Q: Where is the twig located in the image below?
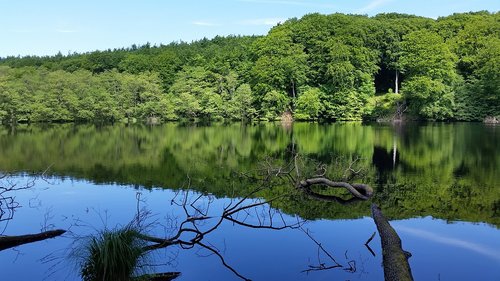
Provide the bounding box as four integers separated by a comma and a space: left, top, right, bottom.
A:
365, 232, 376, 246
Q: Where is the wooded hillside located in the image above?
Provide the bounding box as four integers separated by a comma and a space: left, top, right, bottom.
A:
1, 11, 498, 123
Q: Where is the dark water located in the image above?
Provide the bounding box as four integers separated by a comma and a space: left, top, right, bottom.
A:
0, 122, 499, 281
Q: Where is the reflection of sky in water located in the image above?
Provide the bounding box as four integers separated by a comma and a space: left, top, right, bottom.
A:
1, 177, 499, 281
396, 224, 500, 262
392, 218, 500, 281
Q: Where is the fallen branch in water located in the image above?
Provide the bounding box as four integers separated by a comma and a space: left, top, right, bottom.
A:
0, 229, 66, 251
133, 272, 181, 281
300, 188, 365, 205
298, 178, 373, 200
371, 204, 413, 281
251, 154, 374, 202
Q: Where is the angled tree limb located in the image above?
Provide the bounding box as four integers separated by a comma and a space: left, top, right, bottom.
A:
371, 204, 413, 281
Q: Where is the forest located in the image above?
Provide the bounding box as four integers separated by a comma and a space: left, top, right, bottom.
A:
0, 11, 498, 123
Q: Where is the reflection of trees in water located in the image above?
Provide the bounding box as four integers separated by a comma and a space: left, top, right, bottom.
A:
0, 123, 498, 226
69, 154, 378, 280
0, 175, 23, 228
67, 153, 418, 281
0, 153, 422, 281
68, 190, 322, 280
0, 173, 66, 252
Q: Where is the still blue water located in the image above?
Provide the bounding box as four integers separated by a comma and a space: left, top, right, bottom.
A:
0, 122, 499, 280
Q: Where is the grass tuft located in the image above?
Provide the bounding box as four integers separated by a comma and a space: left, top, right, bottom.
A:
76, 226, 149, 281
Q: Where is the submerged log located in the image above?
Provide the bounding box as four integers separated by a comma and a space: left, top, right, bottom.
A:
0, 229, 66, 251
298, 177, 373, 200
301, 188, 365, 205
371, 204, 413, 281
134, 272, 181, 281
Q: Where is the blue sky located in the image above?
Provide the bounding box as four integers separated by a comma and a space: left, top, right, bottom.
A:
1, 0, 498, 57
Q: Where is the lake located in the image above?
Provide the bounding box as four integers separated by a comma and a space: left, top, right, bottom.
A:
0, 122, 499, 281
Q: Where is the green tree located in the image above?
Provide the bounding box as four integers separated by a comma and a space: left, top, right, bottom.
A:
261, 90, 289, 120
473, 37, 500, 117
295, 88, 322, 120
252, 25, 309, 101
158, 94, 178, 120
0, 12, 498, 123
118, 54, 153, 74
228, 84, 256, 120
400, 30, 458, 120
174, 92, 201, 119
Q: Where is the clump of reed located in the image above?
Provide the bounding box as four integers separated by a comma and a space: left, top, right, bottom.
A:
74, 226, 149, 281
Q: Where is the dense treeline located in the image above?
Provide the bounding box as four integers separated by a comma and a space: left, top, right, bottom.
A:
0, 11, 499, 123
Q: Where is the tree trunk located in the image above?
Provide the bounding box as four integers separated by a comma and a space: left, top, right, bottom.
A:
0, 229, 66, 251
371, 204, 413, 281
395, 70, 399, 94
392, 138, 397, 168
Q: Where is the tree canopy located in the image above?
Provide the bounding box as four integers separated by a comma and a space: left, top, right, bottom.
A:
0, 11, 498, 123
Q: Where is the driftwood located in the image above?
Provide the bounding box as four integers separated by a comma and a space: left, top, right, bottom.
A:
371, 204, 413, 281
0, 229, 66, 251
298, 178, 373, 200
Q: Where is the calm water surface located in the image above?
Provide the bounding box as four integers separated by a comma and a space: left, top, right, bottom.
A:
0, 122, 499, 281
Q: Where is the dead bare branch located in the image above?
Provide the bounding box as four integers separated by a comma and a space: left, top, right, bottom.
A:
198, 241, 251, 281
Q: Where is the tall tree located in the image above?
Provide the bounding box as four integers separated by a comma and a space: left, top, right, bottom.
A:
252, 24, 309, 102
400, 30, 458, 120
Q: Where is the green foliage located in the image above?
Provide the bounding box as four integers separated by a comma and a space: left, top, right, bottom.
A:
76, 226, 148, 281
201, 91, 224, 120
0, 12, 498, 122
321, 89, 365, 121
261, 90, 290, 120
158, 94, 178, 120
445, 12, 500, 78
400, 30, 457, 83
400, 30, 458, 119
368, 92, 403, 119
295, 88, 322, 120
473, 37, 500, 118
402, 76, 454, 120
0, 67, 167, 123
227, 83, 256, 120
251, 24, 309, 98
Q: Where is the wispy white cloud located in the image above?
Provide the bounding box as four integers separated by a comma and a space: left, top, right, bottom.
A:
56, 29, 78, 33
192, 21, 221, 27
9, 27, 78, 34
396, 226, 500, 262
357, 0, 393, 14
239, 0, 335, 9
238, 17, 286, 26
9, 29, 35, 33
